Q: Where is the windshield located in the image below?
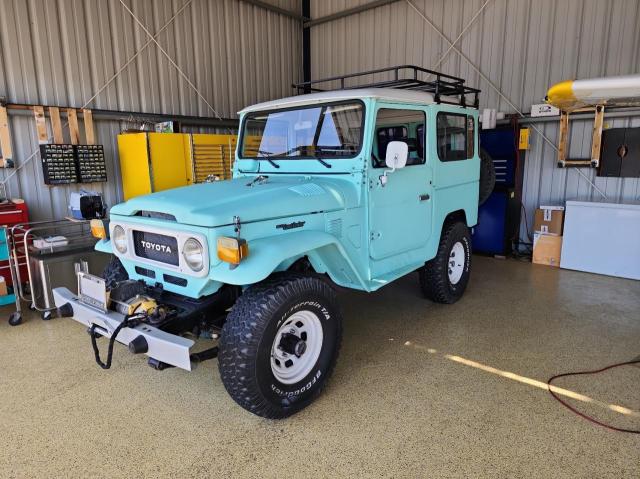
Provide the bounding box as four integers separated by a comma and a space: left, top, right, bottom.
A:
240, 101, 364, 159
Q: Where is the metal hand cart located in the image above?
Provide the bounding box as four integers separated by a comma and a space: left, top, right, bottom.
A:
6, 218, 110, 326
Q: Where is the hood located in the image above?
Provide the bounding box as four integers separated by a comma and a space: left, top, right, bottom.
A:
110, 176, 358, 227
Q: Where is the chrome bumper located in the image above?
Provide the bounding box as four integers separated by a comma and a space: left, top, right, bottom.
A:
52, 287, 195, 371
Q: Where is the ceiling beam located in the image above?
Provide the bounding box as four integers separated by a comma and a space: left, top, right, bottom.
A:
304, 0, 401, 28
240, 0, 306, 21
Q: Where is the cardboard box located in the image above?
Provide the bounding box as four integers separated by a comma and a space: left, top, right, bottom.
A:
533, 233, 563, 267
0, 276, 7, 296
534, 206, 565, 236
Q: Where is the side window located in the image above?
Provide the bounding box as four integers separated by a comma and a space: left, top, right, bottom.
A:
437, 113, 475, 162
377, 126, 407, 159
373, 109, 426, 168
467, 116, 475, 158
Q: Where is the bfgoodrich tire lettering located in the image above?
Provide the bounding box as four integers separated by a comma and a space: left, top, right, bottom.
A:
419, 221, 472, 304
218, 274, 342, 419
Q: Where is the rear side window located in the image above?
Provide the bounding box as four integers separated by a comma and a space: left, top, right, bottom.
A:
437, 113, 475, 162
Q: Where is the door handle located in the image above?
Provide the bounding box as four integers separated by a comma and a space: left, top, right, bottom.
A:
419, 194, 430, 201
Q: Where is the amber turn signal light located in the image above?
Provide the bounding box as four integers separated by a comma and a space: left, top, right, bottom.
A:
217, 236, 249, 265
90, 219, 107, 239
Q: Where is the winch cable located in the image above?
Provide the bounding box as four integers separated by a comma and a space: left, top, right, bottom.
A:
547, 359, 640, 434
89, 314, 145, 370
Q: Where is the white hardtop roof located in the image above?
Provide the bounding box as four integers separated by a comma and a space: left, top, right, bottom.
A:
239, 88, 438, 114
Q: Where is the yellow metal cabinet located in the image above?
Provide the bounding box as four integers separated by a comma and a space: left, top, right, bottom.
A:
190, 134, 237, 183
117, 132, 237, 200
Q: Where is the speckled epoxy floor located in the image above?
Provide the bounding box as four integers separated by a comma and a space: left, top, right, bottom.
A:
0, 256, 638, 478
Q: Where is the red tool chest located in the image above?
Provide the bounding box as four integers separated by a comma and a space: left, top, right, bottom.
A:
0, 200, 30, 287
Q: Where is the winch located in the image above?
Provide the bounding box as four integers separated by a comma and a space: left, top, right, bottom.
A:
113, 295, 166, 323
108, 280, 169, 326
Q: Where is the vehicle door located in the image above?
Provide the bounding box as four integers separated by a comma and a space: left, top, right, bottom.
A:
368, 104, 433, 261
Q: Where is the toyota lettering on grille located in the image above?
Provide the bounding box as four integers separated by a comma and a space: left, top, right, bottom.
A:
132, 230, 180, 266
139, 240, 173, 254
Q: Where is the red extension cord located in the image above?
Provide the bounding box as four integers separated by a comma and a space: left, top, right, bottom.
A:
547, 359, 640, 434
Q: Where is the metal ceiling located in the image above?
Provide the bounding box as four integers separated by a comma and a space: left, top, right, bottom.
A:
0, 0, 302, 220
308, 0, 640, 241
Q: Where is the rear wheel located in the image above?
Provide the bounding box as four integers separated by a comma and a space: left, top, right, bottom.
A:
218, 274, 342, 419
419, 221, 472, 304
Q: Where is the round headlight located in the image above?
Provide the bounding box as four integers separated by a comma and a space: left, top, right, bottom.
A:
113, 225, 127, 254
182, 238, 204, 272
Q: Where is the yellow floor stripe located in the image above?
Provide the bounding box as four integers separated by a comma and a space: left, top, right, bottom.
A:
403, 341, 639, 418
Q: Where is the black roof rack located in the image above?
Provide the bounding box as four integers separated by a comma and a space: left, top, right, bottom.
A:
293, 65, 480, 108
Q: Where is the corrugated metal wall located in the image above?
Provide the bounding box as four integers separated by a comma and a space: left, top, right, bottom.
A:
0, 0, 302, 220
309, 0, 640, 240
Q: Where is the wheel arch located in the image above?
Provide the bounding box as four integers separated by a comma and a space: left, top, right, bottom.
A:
443, 209, 468, 227
95, 238, 113, 254
211, 230, 367, 291
425, 207, 475, 262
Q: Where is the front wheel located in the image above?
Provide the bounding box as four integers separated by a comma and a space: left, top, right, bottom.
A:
218, 274, 343, 419
419, 221, 472, 304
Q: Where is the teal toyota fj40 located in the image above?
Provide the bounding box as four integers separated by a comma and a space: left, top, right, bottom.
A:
53, 66, 493, 418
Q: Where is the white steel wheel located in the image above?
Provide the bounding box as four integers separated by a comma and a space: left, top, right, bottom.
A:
448, 241, 466, 285
270, 310, 324, 385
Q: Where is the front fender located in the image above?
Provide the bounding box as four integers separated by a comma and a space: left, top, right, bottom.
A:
95, 239, 112, 254
210, 230, 367, 289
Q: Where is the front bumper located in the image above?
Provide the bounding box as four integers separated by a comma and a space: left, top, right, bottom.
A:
52, 287, 195, 371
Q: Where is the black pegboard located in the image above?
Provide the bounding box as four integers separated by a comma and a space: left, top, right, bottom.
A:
76, 145, 107, 182
40, 144, 78, 185
40, 144, 108, 185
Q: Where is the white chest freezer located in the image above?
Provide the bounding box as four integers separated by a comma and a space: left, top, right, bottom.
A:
560, 200, 640, 280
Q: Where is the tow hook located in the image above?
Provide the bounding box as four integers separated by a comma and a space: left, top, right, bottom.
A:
128, 335, 148, 354
148, 358, 175, 371
56, 302, 74, 318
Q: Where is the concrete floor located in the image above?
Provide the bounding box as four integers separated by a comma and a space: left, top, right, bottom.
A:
0, 256, 638, 478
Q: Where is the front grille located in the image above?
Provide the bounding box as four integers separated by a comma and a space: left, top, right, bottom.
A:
133, 230, 179, 266
135, 266, 156, 279
163, 274, 187, 287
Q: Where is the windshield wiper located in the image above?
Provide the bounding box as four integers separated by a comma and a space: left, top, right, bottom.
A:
257, 145, 354, 168
269, 145, 307, 158
314, 157, 332, 168
256, 150, 280, 168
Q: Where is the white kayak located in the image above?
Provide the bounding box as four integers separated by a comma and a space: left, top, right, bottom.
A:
546, 74, 640, 111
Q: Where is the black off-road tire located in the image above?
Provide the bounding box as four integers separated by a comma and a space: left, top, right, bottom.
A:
479, 147, 496, 206
218, 273, 343, 419
102, 256, 128, 289
419, 221, 472, 304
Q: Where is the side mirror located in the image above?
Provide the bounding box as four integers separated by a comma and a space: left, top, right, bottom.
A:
385, 141, 408, 170
380, 141, 408, 187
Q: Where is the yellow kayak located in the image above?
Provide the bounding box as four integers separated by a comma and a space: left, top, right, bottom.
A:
546, 74, 640, 111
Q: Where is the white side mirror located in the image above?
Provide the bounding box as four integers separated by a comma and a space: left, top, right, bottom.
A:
385, 141, 408, 170
380, 141, 408, 186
